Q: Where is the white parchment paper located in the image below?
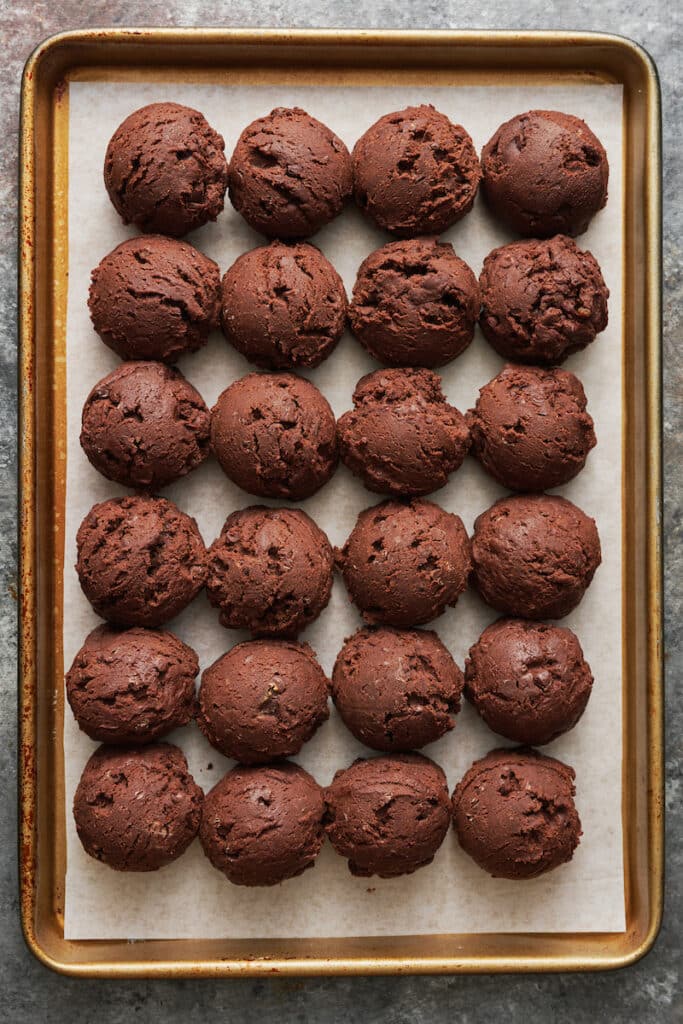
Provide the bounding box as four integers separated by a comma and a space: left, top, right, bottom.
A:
64, 81, 624, 938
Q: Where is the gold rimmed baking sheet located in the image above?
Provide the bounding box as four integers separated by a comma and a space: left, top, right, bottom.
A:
19, 29, 662, 976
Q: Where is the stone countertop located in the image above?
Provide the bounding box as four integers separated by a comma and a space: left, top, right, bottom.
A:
0, 2, 679, 1021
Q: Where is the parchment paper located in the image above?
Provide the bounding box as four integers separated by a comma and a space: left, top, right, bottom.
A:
64, 81, 624, 939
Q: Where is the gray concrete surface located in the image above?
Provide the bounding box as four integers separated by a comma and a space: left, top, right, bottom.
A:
0, 1, 680, 1020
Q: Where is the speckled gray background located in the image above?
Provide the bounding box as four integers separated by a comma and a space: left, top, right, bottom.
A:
0, 2, 680, 1020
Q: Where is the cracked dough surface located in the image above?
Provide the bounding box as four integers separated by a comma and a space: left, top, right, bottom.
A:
66, 624, 199, 745
73, 743, 203, 872
228, 106, 352, 239
478, 235, 609, 364
349, 237, 479, 367
337, 498, 472, 627
471, 493, 602, 620
206, 505, 334, 637
324, 753, 452, 878
221, 241, 347, 369
452, 748, 581, 879
75, 495, 208, 628
199, 762, 325, 886
352, 104, 480, 237
80, 360, 210, 490
332, 626, 463, 752
210, 371, 338, 501
104, 101, 229, 236
88, 233, 221, 362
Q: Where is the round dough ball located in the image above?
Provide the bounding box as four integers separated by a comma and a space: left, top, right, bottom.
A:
197, 639, 330, 763
478, 235, 608, 364
206, 506, 334, 637
349, 238, 479, 368
89, 234, 220, 362
221, 242, 347, 369
332, 627, 463, 751
104, 102, 228, 236
481, 110, 608, 237
467, 364, 596, 491
199, 762, 325, 885
471, 494, 601, 620
80, 361, 210, 490
465, 618, 593, 745
338, 367, 470, 497
210, 372, 338, 500
88, 235, 221, 363
337, 498, 472, 628
228, 107, 352, 239
76, 495, 207, 628
324, 753, 451, 877
73, 743, 203, 871
352, 105, 480, 236
452, 748, 581, 878
66, 625, 198, 744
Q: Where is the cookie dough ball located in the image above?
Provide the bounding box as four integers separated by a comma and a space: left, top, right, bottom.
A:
467, 364, 596, 492
197, 640, 330, 763
104, 102, 228, 236
207, 507, 333, 637
73, 743, 203, 871
66, 625, 198, 744
349, 238, 479, 368
210, 372, 338, 500
337, 499, 471, 628
221, 242, 347, 369
228, 107, 352, 239
481, 110, 608, 237
80, 361, 210, 490
88, 235, 221, 363
76, 495, 207, 628
352, 105, 481, 237
478, 236, 609, 364
200, 762, 325, 886
332, 627, 463, 751
471, 494, 601, 620
338, 367, 470, 497
465, 619, 593, 745
452, 748, 581, 878
324, 753, 451, 877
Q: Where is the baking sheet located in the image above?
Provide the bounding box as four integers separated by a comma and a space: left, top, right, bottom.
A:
63, 81, 624, 939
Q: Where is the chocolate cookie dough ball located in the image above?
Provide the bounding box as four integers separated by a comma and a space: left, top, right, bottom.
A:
104, 102, 228, 236
228, 107, 352, 239
197, 640, 330, 764
324, 753, 451, 877
88, 235, 221, 363
471, 494, 601, 620
207, 507, 333, 637
337, 499, 471, 628
352, 105, 481, 237
332, 627, 463, 751
80, 361, 210, 491
467, 364, 596, 492
210, 372, 338, 500
465, 619, 593, 745
481, 110, 608, 237
221, 242, 347, 369
478, 236, 609, 364
452, 748, 581, 878
349, 238, 479, 368
73, 743, 203, 871
200, 762, 325, 885
338, 368, 470, 497
66, 625, 198, 744
76, 495, 207, 628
